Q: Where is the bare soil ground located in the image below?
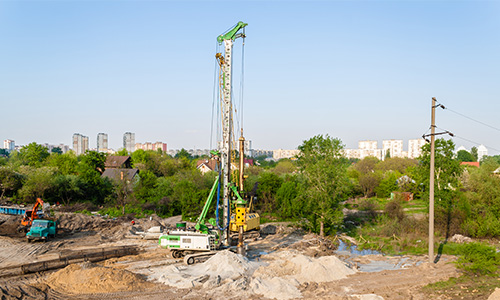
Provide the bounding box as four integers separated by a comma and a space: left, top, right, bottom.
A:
0, 212, 471, 300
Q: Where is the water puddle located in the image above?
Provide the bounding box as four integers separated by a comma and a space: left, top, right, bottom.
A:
336, 239, 419, 273
336, 240, 381, 256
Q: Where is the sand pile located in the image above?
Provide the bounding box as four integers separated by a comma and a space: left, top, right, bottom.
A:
149, 249, 355, 300
46, 262, 155, 294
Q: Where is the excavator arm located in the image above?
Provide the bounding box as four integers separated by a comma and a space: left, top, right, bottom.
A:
194, 176, 220, 234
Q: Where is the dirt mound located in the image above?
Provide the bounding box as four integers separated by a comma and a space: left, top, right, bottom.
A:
56, 213, 121, 233
0, 282, 48, 299
56, 202, 100, 213
130, 214, 165, 232
46, 262, 155, 294
0, 214, 24, 237
287, 233, 337, 257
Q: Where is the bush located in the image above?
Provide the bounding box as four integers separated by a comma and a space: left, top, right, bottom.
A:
358, 198, 378, 218
385, 199, 405, 221
456, 242, 500, 275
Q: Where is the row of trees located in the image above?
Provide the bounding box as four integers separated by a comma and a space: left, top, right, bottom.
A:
2, 137, 500, 238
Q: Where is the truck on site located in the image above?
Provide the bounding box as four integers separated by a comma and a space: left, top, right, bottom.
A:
159, 21, 260, 264
26, 219, 57, 242
18, 198, 46, 233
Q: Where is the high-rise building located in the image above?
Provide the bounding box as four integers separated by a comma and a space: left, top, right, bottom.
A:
72, 133, 89, 155
97, 133, 109, 152
123, 132, 135, 153
3, 139, 15, 152
383, 139, 404, 158
408, 139, 426, 159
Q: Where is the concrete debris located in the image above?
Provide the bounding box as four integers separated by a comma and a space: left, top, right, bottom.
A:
449, 234, 472, 244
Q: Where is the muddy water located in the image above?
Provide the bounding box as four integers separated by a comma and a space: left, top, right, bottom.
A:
336, 240, 421, 273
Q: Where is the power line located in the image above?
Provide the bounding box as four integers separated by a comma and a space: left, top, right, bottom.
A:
437, 102, 500, 133
435, 126, 500, 153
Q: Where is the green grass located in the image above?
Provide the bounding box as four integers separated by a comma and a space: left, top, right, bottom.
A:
423, 274, 500, 300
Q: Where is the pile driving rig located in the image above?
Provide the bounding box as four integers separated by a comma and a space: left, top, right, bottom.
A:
159, 21, 259, 263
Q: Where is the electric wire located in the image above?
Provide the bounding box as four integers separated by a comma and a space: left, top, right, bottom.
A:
210, 42, 219, 150
435, 126, 500, 153
239, 34, 245, 133
439, 104, 500, 133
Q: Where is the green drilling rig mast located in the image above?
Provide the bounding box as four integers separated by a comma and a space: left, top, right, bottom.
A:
216, 21, 248, 246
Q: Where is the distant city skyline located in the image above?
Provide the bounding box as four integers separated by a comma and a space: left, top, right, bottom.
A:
1, 1, 499, 154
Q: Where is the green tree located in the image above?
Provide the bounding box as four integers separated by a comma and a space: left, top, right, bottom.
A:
175, 148, 192, 160
276, 175, 303, 218
18, 143, 50, 167
416, 139, 463, 236
51, 147, 63, 154
0, 167, 23, 199
256, 172, 283, 211
77, 151, 112, 204
134, 170, 158, 203
375, 171, 401, 198
0, 149, 9, 157
18, 166, 56, 201
376, 157, 417, 174
46, 152, 78, 175
297, 134, 349, 236
354, 156, 379, 174
116, 148, 129, 156
359, 172, 381, 197
457, 150, 475, 162
471, 146, 478, 162
53, 174, 83, 205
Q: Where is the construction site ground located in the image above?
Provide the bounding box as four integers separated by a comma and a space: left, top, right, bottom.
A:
0, 212, 475, 300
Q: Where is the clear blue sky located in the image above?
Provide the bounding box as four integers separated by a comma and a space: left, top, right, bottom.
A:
1, 1, 499, 153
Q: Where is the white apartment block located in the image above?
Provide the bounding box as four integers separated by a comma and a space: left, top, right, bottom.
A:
359, 140, 378, 150
252, 149, 273, 158
217, 139, 253, 157
408, 139, 426, 159
478, 144, 488, 161
135, 142, 167, 152
3, 139, 15, 152
383, 139, 404, 158
273, 149, 300, 160
72, 133, 89, 155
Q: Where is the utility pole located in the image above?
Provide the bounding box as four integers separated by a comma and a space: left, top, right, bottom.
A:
429, 97, 436, 263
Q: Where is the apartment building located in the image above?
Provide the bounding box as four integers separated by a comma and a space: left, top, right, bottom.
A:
135, 142, 167, 152
383, 139, 404, 158
72, 133, 89, 155
97, 133, 109, 152
3, 139, 14, 152
408, 139, 426, 159
123, 132, 135, 153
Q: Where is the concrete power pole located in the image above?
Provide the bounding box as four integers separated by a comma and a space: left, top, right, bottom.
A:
429, 97, 437, 263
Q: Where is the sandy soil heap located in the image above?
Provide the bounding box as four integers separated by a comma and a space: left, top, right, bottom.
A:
46, 262, 155, 294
